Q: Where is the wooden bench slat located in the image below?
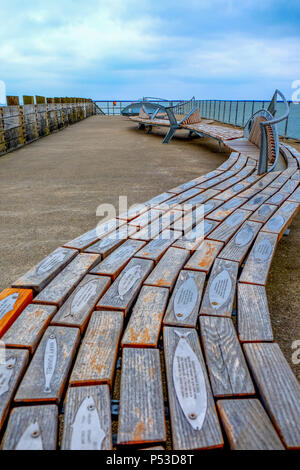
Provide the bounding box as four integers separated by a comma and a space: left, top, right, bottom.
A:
134, 229, 181, 263
51, 274, 110, 332
0, 349, 29, 429
217, 220, 262, 265
156, 188, 203, 211
144, 247, 189, 290
261, 200, 300, 239
118, 203, 149, 222
208, 197, 247, 222
0, 288, 33, 338
243, 343, 300, 449
15, 326, 80, 404
163, 270, 205, 328
96, 257, 154, 315
12, 247, 77, 293
184, 239, 224, 274
1, 404, 58, 450
117, 348, 166, 446
200, 258, 238, 317
199, 316, 255, 397
130, 210, 182, 241
70, 311, 123, 388
63, 219, 125, 250
217, 152, 239, 171
61, 385, 112, 449
249, 203, 278, 223
163, 326, 223, 450
206, 209, 251, 243
217, 399, 284, 450
33, 253, 100, 307
2, 304, 57, 353
128, 209, 164, 229
288, 186, 300, 203
186, 189, 221, 207
121, 285, 168, 348
213, 166, 255, 192
239, 231, 278, 286
84, 224, 137, 256
214, 174, 261, 201
172, 219, 219, 252
90, 239, 145, 279
237, 283, 273, 342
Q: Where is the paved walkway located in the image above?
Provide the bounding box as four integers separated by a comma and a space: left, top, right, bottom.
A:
0, 115, 299, 377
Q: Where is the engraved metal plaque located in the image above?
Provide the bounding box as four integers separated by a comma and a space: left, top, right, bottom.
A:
226, 212, 243, 227
65, 278, 100, 318
0, 356, 16, 396
267, 215, 284, 232
0, 293, 19, 321
258, 205, 271, 217
71, 396, 105, 450
173, 331, 207, 431
235, 225, 254, 247
282, 202, 296, 213
223, 199, 240, 210
117, 265, 142, 299
209, 269, 232, 309
44, 335, 57, 392
174, 277, 198, 321
254, 238, 273, 262
250, 196, 263, 206
15, 422, 43, 450
232, 183, 244, 192
270, 194, 284, 204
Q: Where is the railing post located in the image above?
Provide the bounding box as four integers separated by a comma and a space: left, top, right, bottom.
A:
242, 101, 246, 126
235, 101, 238, 126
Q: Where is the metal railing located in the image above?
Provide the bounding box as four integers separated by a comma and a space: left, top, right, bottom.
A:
93, 100, 184, 116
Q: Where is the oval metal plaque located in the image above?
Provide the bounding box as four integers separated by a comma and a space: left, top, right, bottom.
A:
254, 238, 273, 262
65, 278, 100, 319
173, 331, 207, 431
235, 225, 254, 247
209, 269, 232, 310
0, 293, 19, 321
174, 276, 198, 321
267, 215, 284, 232
224, 199, 240, 210
270, 194, 284, 204
15, 422, 43, 450
118, 265, 142, 299
258, 205, 271, 217
250, 196, 263, 206
71, 396, 105, 450
226, 212, 243, 227
44, 335, 57, 393
233, 183, 244, 192
0, 357, 16, 397
282, 202, 296, 213
36, 251, 67, 275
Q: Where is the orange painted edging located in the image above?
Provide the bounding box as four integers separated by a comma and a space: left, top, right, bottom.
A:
0, 288, 33, 338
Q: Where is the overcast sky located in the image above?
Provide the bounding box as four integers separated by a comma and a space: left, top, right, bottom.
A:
1, 0, 299, 101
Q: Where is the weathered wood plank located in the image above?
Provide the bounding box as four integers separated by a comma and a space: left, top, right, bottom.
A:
249, 203, 278, 223
237, 171, 280, 199
261, 200, 300, 239
63, 219, 125, 250
163, 326, 223, 450
217, 152, 239, 171
199, 316, 255, 397
70, 311, 123, 388
15, 326, 80, 404
117, 348, 166, 446
0, 288, 33, 338
12, 247, 77, 293
184, 240, 224, 274
206, 209, 251, 243
61, 385, 112, 450
84, 224, 138, 256
1, 405, 58, 450
186, 189, 221, 208
265, 190, 290, 206
163, 270, 205, 328
237, 283, 273, 342
239, 232, 278, 285
33, 253, 100, 307
200, 258, 238, 317
130, 210, 182, 241
51, 274, 111, 333
128, 209, 164, 229
118, 203, 148, 221
90, 239, 145, 279
121, 285, 169, 347
2, 304, 57, 353
208, 197, 247, 222
214, 174, 260, 201
196, 169, 238, 190
213, 166, 254, 192
171, 206, 205, 234
243, 343, 300, 449
144, 247, 189, 290
0, 348, 29, 430
240, 190, 274, 212
218, 220, 262, 265
157, 188, 202, 211
172, 219, 219, 252
217, 399, 284, 450
134, 229, 181, 263
288, 186, 300, 203
97, 257, 154, 315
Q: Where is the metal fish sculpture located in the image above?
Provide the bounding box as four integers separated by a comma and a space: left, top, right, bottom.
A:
15, 422, 43, 450
0, 292, 19, 321
71, 396, 105, 450
173, 330, 207, 431
0, 356, 16, 397
44, 334, 57, 393
117, 265, 142, 300
209, 269, 232, 310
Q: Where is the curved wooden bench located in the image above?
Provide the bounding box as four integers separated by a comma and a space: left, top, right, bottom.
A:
0, 121, 300, 450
